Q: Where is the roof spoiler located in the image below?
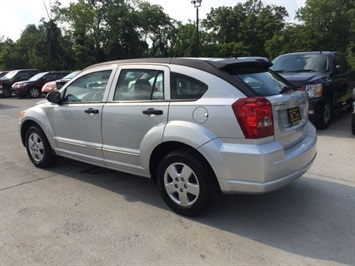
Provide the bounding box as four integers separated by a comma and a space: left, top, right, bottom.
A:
208, 58, 273, 71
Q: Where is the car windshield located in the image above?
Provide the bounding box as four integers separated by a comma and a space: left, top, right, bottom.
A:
271, 54, 329, 73
2, 70, 17, 79
63, 71, 80, 79
29, 72, 47, 81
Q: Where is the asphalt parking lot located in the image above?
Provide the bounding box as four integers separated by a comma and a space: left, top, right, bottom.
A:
1, 97, 354, 265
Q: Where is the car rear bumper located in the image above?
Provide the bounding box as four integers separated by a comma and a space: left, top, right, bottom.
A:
200, 122, 317, 194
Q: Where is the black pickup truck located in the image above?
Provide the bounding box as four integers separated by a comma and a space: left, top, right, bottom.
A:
271, 51, 355, 129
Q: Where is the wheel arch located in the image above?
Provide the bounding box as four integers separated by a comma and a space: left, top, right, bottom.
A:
20, 116, 56, 151
149, 141, 221, 192
20, 120, 42, 146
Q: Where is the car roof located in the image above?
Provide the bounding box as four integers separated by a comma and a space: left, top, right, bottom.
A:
275, 51, 335, 57
85, 57, 270, 69
16, 69, 38, 71
82, 57, 272, 97
41, 70, 70, 73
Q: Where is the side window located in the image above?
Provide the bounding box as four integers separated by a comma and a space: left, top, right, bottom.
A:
18, 73, 30, 80
170, 72, 208, 100
56, 73, 67, 79
43, 74, 56, 81
63, 70, 112, 103
334, 54, 348, 73
113, 69, 164, 101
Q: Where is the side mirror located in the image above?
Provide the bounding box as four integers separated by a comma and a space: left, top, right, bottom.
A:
46, 91, 62, 104
335, 65, 344, 73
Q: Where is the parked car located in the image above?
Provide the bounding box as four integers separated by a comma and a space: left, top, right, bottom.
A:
0, 71, 9, 78
0, 69, 39, 98
352, 88, 355, 135
271, 51, 355, 129
12, 71, 70, 98
19, 58, 317, 216
41, 71, 81, 96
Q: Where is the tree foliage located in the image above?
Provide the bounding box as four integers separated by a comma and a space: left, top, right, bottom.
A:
0, 0, 354, 70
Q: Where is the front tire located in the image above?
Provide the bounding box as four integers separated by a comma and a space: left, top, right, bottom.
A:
25, 126, 58, 168
28, 87, 41, 98
1, 86, 12, 98
315, 100, 332, 129
157, 151, 214, 217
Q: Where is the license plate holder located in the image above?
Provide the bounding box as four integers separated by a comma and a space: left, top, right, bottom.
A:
287, 107, 302, 125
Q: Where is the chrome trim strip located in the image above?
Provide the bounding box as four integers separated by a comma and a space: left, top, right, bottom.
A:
56, 138, 102, 150
57, 139, 86, 147
102, 147, 139, 157
56, 138, 139, 156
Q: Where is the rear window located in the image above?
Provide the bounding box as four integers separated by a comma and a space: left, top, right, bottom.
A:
230, 69, 289, 96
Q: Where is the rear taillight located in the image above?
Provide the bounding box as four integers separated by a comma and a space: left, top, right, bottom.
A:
232, 97, 274, 139
0, 80, 2, 85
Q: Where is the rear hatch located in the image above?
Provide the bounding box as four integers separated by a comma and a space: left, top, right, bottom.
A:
268, 91, 309, 148
212, 58, 310, 148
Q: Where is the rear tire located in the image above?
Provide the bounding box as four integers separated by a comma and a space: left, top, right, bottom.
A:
157, 151, 214, 217
25, 126, 58, 168
352, 115, 355, 135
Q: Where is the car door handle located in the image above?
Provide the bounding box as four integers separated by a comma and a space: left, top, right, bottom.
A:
84, 108, 99, 114
142, 108, 163, 116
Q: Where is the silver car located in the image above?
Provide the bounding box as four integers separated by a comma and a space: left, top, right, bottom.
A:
19, 58, 317, 216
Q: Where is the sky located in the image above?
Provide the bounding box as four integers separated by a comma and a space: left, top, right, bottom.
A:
0, 0, 306, 41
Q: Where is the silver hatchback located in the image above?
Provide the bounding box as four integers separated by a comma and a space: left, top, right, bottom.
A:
19, 58, 317, 216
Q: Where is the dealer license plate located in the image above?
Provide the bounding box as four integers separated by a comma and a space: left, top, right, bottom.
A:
287, 107, 301, 125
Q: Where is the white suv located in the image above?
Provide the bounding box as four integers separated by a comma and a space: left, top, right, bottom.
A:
19, 58, 317, 216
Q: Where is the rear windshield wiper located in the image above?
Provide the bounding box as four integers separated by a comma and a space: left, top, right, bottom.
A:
280, 86, 296, 94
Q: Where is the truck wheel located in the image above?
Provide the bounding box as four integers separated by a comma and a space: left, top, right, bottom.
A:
316, 100, 332, 129
25, 126, 58, 168
352, 115, 355, 135
28, 87, 41, 98
156, 151, 214, 217
1, 86, 12, 98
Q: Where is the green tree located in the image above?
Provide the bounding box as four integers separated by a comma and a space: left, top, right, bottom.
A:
100, 0, 146, 59
169, 21, 196, 57
54, 0, 100, 68
0, 25, 43, 70
132, 0, 174, 57
292, 0, 355, 68
202, 0, 288, 57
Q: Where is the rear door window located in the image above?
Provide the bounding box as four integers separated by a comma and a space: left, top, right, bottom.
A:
113, 69, 164, 101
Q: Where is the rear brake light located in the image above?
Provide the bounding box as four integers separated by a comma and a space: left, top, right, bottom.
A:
232, 97, 274, 139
